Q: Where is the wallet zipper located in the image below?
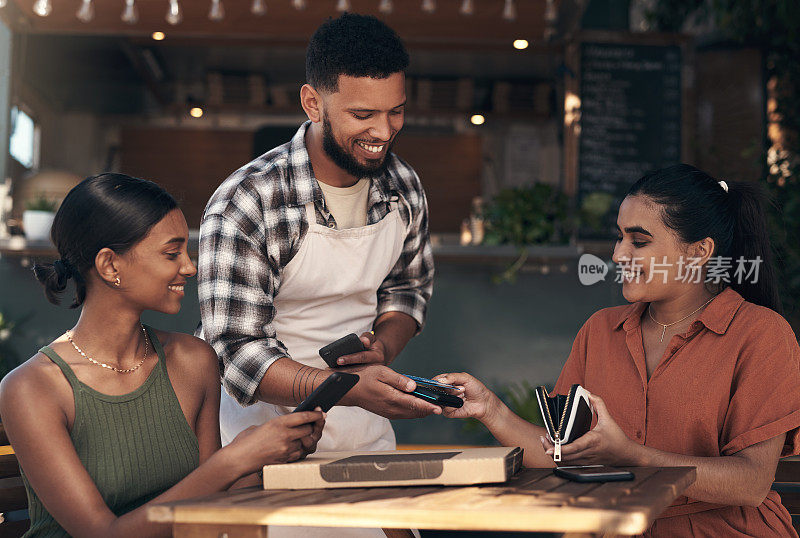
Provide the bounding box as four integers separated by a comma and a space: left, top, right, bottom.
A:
540, 385, 574, 463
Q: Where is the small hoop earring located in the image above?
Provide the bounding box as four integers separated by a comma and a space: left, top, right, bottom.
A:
114, 276, 121, 287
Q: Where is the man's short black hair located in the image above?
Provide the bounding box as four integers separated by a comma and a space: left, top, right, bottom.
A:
306, 13, 409, 93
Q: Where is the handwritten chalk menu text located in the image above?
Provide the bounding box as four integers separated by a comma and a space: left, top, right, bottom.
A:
579, 42, 682, 208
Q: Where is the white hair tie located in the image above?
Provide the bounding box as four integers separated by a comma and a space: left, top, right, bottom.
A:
718, 180, 729, 193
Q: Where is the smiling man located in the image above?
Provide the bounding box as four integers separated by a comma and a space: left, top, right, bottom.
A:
197, 13, 437, 483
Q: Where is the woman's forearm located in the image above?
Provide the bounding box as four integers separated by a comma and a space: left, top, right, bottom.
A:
633, 443, 777, 507
481, 398, 555, 468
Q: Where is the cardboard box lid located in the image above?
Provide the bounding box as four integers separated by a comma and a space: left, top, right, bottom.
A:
263, 446, 523, 490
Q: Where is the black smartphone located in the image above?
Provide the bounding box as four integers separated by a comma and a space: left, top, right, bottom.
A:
411, 385, 464, 408
293, 372, 359, 413
553, 465, 634, 483
319, 333, 366, 368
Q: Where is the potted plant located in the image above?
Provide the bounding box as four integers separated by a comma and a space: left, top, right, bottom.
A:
481, 184, 574, 283
23, 193, 58, 241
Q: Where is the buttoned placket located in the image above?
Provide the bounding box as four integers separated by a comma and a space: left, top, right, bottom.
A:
624, 319, 706, 445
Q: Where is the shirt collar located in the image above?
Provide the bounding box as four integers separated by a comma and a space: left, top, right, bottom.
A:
614, 287, 745, 335
284, 121, 402, 207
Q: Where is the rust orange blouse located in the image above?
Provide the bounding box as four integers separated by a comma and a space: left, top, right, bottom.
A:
553, 287, 800, 537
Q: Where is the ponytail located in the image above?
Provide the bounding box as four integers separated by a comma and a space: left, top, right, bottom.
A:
726, 181, 782, 314
627, 164, 783, 314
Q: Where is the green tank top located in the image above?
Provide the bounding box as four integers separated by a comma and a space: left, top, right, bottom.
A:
21, 326, 200, 537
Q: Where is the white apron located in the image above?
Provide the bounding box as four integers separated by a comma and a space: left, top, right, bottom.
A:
219, 196, 411, 538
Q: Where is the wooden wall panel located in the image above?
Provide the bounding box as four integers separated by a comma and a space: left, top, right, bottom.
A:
120, 128, 253, 229
694, 48, 764, 182
394, 134, 482, 234
120, 128, 482, 233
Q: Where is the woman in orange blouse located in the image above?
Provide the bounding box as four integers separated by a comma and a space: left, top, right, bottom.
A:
438, 164, 800, 537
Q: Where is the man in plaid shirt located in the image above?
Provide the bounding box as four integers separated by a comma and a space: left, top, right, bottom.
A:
198, 14, 440, 457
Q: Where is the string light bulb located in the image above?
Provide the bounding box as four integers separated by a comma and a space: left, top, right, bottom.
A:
76, 0, 94, 22
421, 0, 436, 14
166, 0, 182, 25
251, 0, 267, 15
32, 0, 52, 17
336, 0, 350, 11
502, 0, 516, 21
121, 0, 139, 23
459, 0, 474, 15
209, 0, 224, 21
291, 0, 307, 10
378, 0, 393, 14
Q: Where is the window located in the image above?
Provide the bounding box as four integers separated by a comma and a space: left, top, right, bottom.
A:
9, 106, 39, 169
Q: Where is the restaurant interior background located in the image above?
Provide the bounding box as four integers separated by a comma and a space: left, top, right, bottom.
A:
0, 0, 797, 444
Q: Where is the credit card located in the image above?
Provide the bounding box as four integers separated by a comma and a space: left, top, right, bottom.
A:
402, 374, 459, 390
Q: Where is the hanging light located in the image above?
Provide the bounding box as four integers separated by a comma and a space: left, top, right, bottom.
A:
502, 0, 516, 21
209, 0, 224, 21
166, 0, 182, 25
32, 0, 52, 17
378, 0, 392, 14
76, 0, 94, 22
291, 0, 307, 10
0, 0, 7, 8
459, 0, 474, 15
121, 0, 139, 23
251, 0, 267, 15
421, 0, 436, 14
336, 0, 350, 12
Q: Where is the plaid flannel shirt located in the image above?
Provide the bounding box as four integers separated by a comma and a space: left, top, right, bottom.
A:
197, 122, 434, 406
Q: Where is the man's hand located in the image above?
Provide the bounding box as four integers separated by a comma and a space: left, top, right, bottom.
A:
335, 331, 386, 366
339, 364, 442, 419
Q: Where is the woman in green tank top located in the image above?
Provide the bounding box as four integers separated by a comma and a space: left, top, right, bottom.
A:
0, 174, 326, 537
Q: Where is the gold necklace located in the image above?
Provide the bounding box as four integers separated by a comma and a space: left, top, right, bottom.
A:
648, 296, 716, 343
65, 324, 149, 374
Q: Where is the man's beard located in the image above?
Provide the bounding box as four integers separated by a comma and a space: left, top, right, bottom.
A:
321, 114, 392, 179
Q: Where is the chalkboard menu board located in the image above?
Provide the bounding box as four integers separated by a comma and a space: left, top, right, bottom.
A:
578, 42, 682, 233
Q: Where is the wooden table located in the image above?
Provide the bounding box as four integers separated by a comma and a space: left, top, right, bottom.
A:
148, 466, 696, 537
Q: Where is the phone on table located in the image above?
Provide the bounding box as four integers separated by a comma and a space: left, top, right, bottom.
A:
293, 372, 359, 413
553, 465, 634, 483
319, 333, 366, 368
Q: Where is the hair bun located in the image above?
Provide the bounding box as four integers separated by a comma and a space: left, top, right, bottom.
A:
53, 259, 73, 283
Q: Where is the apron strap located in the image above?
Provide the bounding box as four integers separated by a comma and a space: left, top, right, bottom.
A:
304, 202, 316, 226
389, 195, 413, 235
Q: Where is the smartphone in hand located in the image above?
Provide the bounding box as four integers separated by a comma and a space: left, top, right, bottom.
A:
410, 385, 464, 408
319, 333, 366, 368
293, 372, 359, 413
